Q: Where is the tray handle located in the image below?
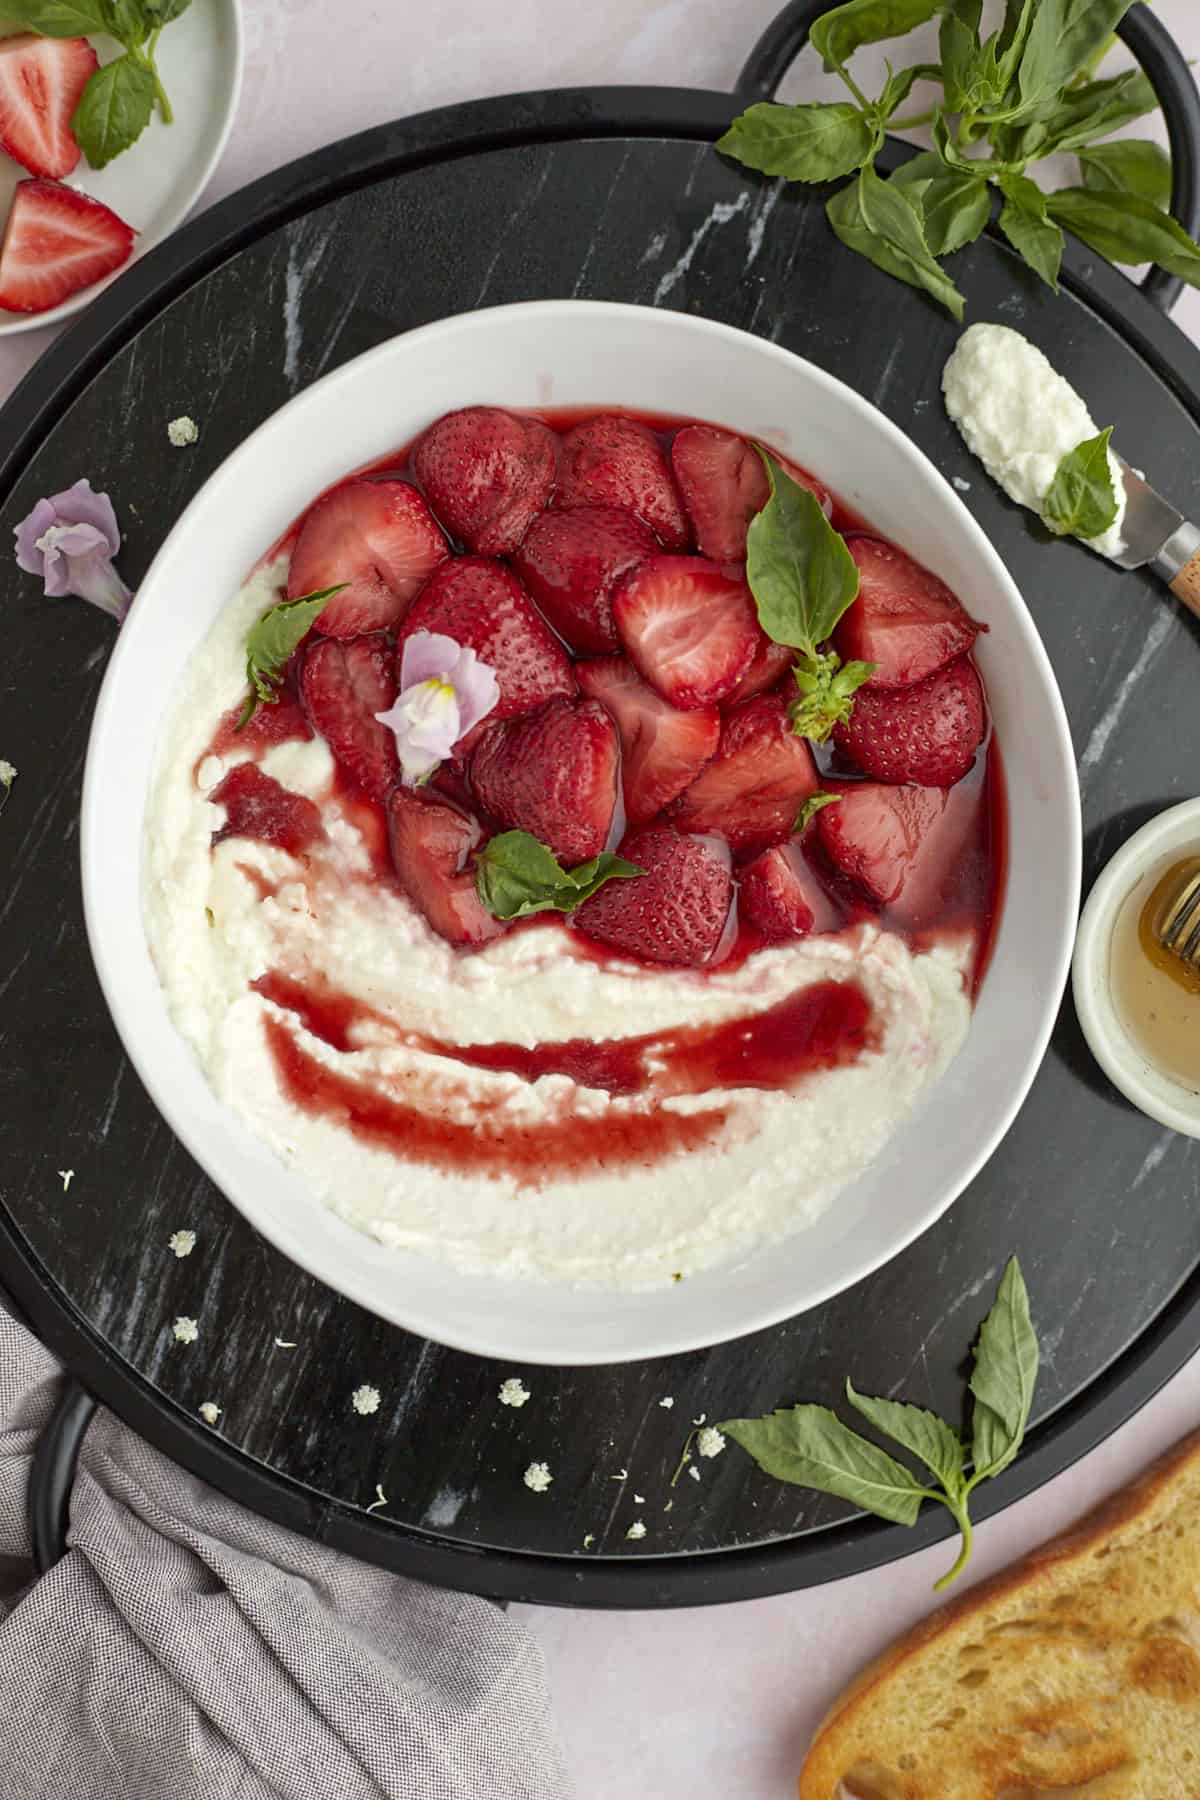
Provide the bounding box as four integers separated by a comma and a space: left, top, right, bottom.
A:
735, 1, 1200, 315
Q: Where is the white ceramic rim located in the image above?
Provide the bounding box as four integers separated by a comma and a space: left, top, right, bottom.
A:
81, 299, 1082, 1363
1073, 797, 1200, 1138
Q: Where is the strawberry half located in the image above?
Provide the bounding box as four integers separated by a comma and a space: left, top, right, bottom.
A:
288, 479, 448, 638
836, 536, 982, 689
577, 655, 718, 826
670, 425, 831, 563
834, 656, 986, 786
387, 789, 505, 948
514, 504, 657, 654
300, 635, 398, 805
724, 632, 794, 706
0, 178, 134, 315
0, 35, 97, 180
612, 556, 759, 711
557, 415, 689, 549
572, 826, 733, 968
669, 692, 819, 855
412, 406, 557, 556
816, 783, 950, 906
739, 843, 837, 941
396, 557, 575, 738
470, 697, 619, 865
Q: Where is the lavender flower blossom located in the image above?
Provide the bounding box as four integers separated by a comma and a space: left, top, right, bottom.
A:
376, 631, 500, 784
14, 478, 132, 622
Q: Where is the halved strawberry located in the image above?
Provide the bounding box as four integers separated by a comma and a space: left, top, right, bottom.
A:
724, 632, 794, 706
287, 479, 448, 638
670, 425, 831, 563
0, 35, 97, 180
387, 789, 505, 947
669, 692, 819, 855
816, 783, 950, 906
572, 826, 733, 968
412, 406, 557, 556
739, 842, 838, 941
836, 536, 982, 689
557, 415, 689, 549
470, 697, 619, 865
0, 178, 134, 316
612, 556, 759, 711
300, 635, 398, 804
514, 504, 657, 654
577, 655, 718, 825
396, 557, 575, 738
834, 656, 985, 786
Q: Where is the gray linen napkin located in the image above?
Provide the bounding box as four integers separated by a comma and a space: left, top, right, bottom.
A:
0, 1303, 571, 1800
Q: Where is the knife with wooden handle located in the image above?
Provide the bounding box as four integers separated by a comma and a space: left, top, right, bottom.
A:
1113, 456, 1200, 616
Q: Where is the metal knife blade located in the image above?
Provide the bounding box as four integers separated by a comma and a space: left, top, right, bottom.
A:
1109, 456, 1200, 577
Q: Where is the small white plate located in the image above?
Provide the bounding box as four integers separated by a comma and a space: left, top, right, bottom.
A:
0, 0, 243, 335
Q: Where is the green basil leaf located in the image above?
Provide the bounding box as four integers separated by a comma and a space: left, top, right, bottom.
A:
475, 831, 643, 921
875, 62, 937, 121
139, 0, 192, 21
997, 172, 1063, 291
240, 584, 346, 725
889, 148, 943, 196
996, 0, 1036, 89
846, 1381, 966, 1496
103, 0, 149, 42
746, 450, 859, 658
968, 1257, 1038, 1483
717, 102, 878, 183
810, 0, 940, 73
0, 0, 109, 30
1046, 186, 1200, 284
720, 1405, 931, 1525
790, 651, 874, 744
1041, 425, 1119, 540
839, 163, 967, 320
919, 168, 991, 256
793, 790, 841, 833
1016, 0, 1138, 112
1007, 67, 1157, 162
71, 55, 157, 169
1079, 139, 1172, 209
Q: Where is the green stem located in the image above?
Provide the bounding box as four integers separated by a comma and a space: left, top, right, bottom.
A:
835, 62, 872, 113
932, 1493, 973, 1591
889, 106, 936, 130
146, 33, 173, 124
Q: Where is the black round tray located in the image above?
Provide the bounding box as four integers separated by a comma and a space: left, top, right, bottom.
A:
3, 7, 1200, 1610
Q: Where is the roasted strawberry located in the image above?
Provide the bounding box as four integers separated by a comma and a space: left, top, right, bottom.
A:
412, 406, 557, 555
739, 842, 838, 941
816, 783, 950, 906
396, 558, 574, 738
470, 697, 619, 864
514, 504, 657, 653
724, 632, 794, 706
0, 35, 97, 180
557, 415, 689, 548
835, 536, 982, 688
387, 789, 505, 947
300, 635, 398, 804
572, 826, 733, 968
577, 656, 717, 825
612, 556, 759, 711
834, 656, 985, 786
287, 479, 447, 638
669, 692, 819, 854
669, 425, 831, 563
0, 178, 134, 315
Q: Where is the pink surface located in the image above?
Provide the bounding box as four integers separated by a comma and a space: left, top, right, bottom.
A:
5, 4, 1199, 1793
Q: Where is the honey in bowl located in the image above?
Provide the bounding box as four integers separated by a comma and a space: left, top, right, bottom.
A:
1109, 855, 1200, 1093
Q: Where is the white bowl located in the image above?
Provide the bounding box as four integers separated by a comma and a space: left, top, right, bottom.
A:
1073, 798, 1200, 1137
81, 300, 1080, 1365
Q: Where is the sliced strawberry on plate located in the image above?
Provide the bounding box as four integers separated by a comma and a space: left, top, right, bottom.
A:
612, 556, 759, 711
669, 692, 819, 855
557, 415, 689, 549
834, 656, 986, 786
470, 697, 620, 865
0, 35, 97, 180
816, 782, 950, 906
835, 535, 982, 689
514, 504, 657, 654
724, 632, 794, 706
412, 406, 557, 556
0, 178, 134, 316
572, 826, 733, 968
739, 842, 838, 941
387, 789, 505, 947
577, 655, 718, 825
300, 634, 398, 805
397, 557, 575, 738
669, 425, 831, 563
288, 479, 448, 638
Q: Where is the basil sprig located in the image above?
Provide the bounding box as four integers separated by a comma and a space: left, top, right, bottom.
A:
721, 1257, 1039, 1591
475, 831, 643, 921
238, 584, 345, 727
1041, 427, 1120, 542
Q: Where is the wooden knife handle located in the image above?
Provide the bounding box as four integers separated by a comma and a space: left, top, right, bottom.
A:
1170, 549, 1200, 618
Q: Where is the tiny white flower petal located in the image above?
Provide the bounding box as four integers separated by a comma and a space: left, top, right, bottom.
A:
172, 1316, 198, 1344
399, 630, 463, 690
524, 1461, 553, 1493
351, 1384, 380, 1415
199, 1401, 221, 1425
499, 1377, 531, 1408
696, 1426, 726, 1459
168, 1229, 195, 1258
658, 1397, 675, 1409
625, 1520, 647, 1540
450, 645, 500, 737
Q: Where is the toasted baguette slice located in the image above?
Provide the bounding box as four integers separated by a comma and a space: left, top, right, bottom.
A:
800, 1428, 1200, 1799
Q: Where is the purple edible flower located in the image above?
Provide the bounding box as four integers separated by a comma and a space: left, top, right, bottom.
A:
14, 478, 132, 622
376, 631, 500, 784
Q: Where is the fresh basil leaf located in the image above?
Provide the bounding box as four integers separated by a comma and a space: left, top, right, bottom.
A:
103, 0, 149, 42
140, 0, 192, 21
1046, 186, 1200, 284
940, 6, 1005, 114
1079, 139, 1172, 210
790, 652, 874, 744
889, 148, 943, 195
995, 0, 1036, 89
720, 1405, 931, 1525
968, 1256, 1038, 1483
1041, 426, 1119, 540
827, 167, 966, 321
475, 831, 643, 921
1007, 67, 1157, 162
997, 172, 1063, 291
811, 0, 940, 73
746, 450, 859, 658
846, 1381, 966, 1495
1016, 0, 1138, 112
717, 102, 878, 183
920, 168, 991, 256
793, 791, 841, 833
71, 55, 156, 169
0, 0, 109, 31
875, 62, 937, 122
240, 584, 345, 725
